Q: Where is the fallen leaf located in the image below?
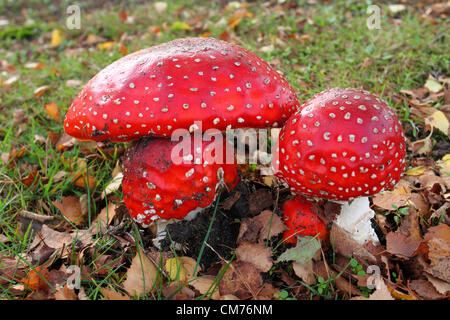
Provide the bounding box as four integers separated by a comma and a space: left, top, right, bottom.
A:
235, 241, 273, 272
189, 275, 220, 299
171, 21, 191, 31
372, 192, 410, 211
277, 236, 321, 264
34, 85, 50, 98
55, 285, 78, 300
237, 210, 286, 244
53, 196, 85, 226
352, 278, 394, 300
101, 172, 123, 199
424, 75, 443, 93
386, 232, 422, 259
123, 247, 159, 296
423, 224, 450, 282
409, 279, 443, 300
425, 273, 450, 295
330, 224, 377, 264
218, 261, 263, 299
44, 102, 60, 122
21, 266, 50, 291
50, 29, 64, 47
97, 42, 117, 50
91, 202, 117, 233
101, 288, 130, 300
425, 110, 449, 135
292, 260, 316, 285
165, 256, 199, 283
405, 166, 427, 176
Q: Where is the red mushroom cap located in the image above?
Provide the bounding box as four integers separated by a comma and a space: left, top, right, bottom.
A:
122, 134, 239, 226
282, 196, 328, 244
64, 37, 299, 142
272, 88, 406, 201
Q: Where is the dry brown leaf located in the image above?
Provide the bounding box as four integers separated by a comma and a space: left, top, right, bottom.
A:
425, 273, 450, 295
91, 202, 117, 233
372, 192, 410, 211
53, 196, 85, 226
123, 248, 159, 297
218, 261, 263, 299
55, 132, 76, 150
386, 232, 422, 259
292, 260, 316, 285
409, 279, 443, 300
101, 288, 130, 300
257, 210, 287, 243
189, 275, 220, 299
55, 285, 78, 300
330, 223, 377, 264
352, 278, 394, 300
30, 225, 76, 253
423, 224, 450, 282
235, 241, 273, 272
237, 210, 286, 244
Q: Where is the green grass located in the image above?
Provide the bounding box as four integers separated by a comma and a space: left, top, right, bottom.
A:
0, 0, 448, 299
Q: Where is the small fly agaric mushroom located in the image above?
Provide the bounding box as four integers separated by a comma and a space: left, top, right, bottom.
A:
282, 196, 328, 245
273, 87, 406, 201
122, 134, 239, 226
273, 87, 407, 244
63, 37, 299, 142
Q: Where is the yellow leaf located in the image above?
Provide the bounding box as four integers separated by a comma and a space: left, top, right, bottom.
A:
86, 34, 100, 44
44, 102, 60, 122
405, 166, 426, 176
171, 21, 191, 31
165, 257, 199, 283
165, 258, 186, 282
50, 29, 64, 47
426, 110, 449, 136
424, 75, 443, 93
97, 41, 117, 50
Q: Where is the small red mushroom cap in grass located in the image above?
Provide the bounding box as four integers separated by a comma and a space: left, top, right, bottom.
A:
272, 88, 407, 201
64, 37, 300, 142
122, 134, 239, 226
282, 196, 329, 245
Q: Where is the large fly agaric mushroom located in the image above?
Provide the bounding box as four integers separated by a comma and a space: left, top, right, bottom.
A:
64, 37, 299, 142
122, 134, 239, 227
63, 37, 300, 227
273, 87, 407, 244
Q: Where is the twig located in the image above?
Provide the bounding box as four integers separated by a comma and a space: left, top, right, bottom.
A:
18, 210, 56, 223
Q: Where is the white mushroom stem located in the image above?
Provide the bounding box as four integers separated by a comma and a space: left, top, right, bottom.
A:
333, 197, 379, 245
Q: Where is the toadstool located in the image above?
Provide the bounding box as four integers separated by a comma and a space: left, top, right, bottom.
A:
63, 37, 299, 142
122, 134, 239, 227
282, 196, 329, 245
63, 37, 301, 228
272, 87, 407, 244
272, 87, 406, 201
